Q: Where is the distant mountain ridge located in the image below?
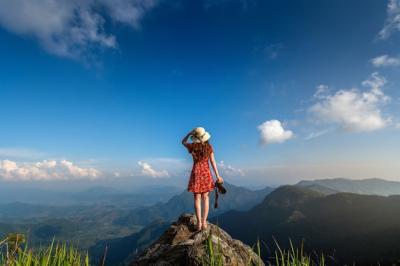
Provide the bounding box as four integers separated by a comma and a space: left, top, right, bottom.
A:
213, 185, 400, 265
114, 182, 274, 226
0, 185, 181, 208
296, 178, 400, 196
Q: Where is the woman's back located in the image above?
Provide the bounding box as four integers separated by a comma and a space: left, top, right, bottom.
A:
187, 142, 213, 162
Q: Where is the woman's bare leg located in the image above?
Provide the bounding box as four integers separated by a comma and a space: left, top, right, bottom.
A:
194, 193, 202, 230
201, 192, 209, 229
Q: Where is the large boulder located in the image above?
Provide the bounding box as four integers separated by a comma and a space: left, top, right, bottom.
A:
131, 213, 264, 266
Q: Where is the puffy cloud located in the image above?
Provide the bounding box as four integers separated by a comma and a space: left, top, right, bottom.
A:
0, 0, 157, 59
257, 120, 294, 145
370, 55, 400, 67
0, 159, 101, 181
138, 161, 169, 178
309, 72, 391, 132
217, 161, 245, 177
378, 0, 400, 39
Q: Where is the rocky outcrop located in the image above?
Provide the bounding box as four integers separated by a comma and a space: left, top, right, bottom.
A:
131, 214, 264, 266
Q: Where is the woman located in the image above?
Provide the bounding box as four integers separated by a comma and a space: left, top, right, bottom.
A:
182, 127, 224, 230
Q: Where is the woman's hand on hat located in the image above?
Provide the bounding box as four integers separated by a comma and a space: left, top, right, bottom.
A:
217, 176, 224, 184
185, 129, 194, 137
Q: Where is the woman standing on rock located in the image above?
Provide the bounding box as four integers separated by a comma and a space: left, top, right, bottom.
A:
182, 127, 224, 231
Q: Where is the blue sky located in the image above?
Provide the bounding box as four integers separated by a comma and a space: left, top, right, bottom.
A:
0, 0, 399, 188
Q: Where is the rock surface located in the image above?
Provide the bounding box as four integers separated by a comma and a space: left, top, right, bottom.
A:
131, 213, 264, 266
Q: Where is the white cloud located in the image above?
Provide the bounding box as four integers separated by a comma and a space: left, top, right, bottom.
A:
138, 157, 190, 176
138, 161, 169, 178
0, 159, 101, 181
370, 55, 400, 67
313, 84, 329, 99
379, 0, 400, 39
99, 0, 157, 27
0, 0, 157, 59
217, 161, 245, 177
257, 120, 294, 145
309, 72, 391, 132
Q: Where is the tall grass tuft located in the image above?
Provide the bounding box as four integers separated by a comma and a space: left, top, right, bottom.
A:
272, 238, 325, 266
202, 232, 326, 266
0, 234, 90, 266
202, 233, 224, 266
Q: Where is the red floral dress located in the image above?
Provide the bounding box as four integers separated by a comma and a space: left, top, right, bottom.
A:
186, 143, 215, 193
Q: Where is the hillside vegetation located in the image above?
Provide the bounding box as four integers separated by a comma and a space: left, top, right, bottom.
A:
214, 185, 400, 265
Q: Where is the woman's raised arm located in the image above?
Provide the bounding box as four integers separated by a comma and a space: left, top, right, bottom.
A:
181, 130, 193, 148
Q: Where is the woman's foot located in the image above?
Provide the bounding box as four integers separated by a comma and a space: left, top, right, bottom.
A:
196, 222, 202, 231
201, 221, 208, 230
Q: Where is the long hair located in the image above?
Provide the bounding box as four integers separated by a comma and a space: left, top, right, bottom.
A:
191, 141, 212, 161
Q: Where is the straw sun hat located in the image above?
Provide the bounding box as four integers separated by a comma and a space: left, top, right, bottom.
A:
190, 127, 211, 143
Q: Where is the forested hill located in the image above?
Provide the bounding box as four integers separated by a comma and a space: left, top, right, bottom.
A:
213, 185, 400, 265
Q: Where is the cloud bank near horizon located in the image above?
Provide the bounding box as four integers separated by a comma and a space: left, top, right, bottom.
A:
218, 161, 245, 177
0, 159, 101, 181
137, 161, 170, 178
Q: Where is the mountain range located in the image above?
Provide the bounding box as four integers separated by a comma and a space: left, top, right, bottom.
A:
213, 185, 400, 265
296, 178, 400, 196
113, 182, 274, 226
91, 178, 400, 265
3, 178, 400, 264
0, 182, 272, 256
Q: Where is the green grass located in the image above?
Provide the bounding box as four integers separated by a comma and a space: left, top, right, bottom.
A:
202, 232, 326, 266
272, 238, 325, 266
2, 232, 326, 266
0, 234, 90, 266
202, 233, 225, 266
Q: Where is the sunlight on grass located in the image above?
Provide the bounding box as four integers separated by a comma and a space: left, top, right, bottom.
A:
202, 232, 326, 266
